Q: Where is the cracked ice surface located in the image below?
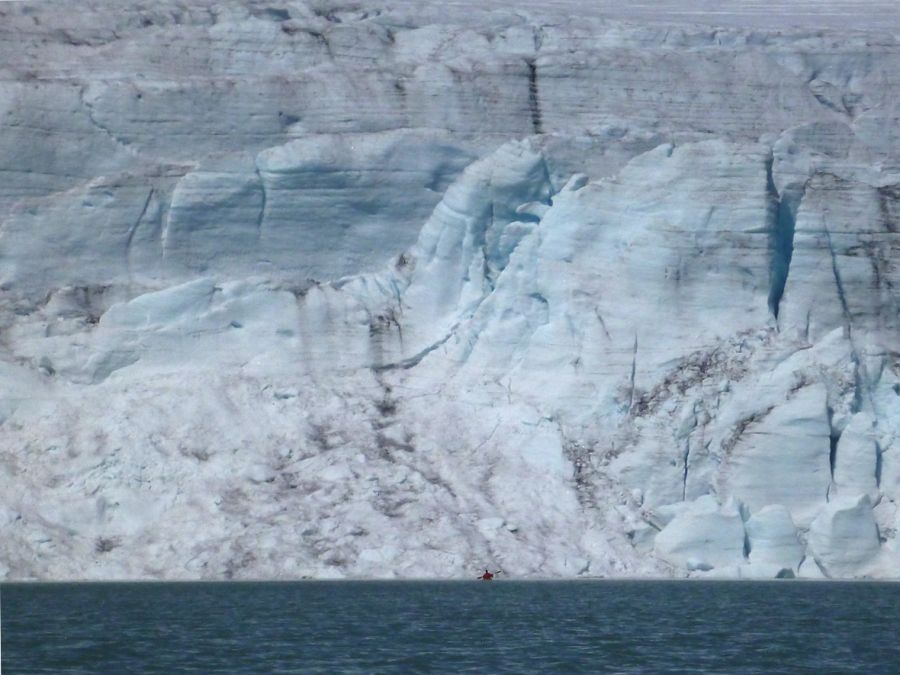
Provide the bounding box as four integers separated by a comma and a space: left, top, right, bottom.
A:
1, 1, 900, 580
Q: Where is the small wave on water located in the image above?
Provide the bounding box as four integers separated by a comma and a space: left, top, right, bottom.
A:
3, 580, 900, 673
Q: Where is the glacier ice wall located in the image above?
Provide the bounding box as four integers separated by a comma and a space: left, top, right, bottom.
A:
1, 0, 899, 580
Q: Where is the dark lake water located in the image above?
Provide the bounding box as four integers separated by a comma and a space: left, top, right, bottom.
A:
3, 580, 900, 673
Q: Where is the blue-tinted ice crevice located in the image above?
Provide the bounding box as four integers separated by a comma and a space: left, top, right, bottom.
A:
526, 58, 543, 136
366, 140, 556, 371
765, 153, 800, 320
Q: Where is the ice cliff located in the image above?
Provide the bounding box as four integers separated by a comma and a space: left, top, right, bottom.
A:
1, 0, 899, 580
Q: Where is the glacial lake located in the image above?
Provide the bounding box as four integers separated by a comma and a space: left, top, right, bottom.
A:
3, 580, 899, 673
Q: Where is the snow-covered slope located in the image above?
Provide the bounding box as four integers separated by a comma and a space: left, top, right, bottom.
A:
1, 1, 899, 580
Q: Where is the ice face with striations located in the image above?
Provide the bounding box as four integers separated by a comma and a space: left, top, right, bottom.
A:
1, 0, 900, 580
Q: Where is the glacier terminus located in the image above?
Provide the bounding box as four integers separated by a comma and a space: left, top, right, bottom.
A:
1, 0, 900, 580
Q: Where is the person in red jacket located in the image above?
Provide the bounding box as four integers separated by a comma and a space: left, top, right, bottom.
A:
479, 569, 494, 581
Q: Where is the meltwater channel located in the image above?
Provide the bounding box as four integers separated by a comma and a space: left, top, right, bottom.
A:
3, 580, 900, 673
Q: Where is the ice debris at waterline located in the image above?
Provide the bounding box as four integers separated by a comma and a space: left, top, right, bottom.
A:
1, 0, 899, 581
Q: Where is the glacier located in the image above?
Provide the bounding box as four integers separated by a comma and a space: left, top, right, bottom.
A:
1, 0, 900, 580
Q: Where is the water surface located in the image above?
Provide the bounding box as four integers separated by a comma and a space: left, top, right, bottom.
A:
3, 580, 899, 673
